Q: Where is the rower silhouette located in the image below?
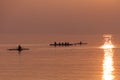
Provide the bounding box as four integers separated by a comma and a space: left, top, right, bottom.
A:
7, 44, 29, 56
18, 45, 22, 51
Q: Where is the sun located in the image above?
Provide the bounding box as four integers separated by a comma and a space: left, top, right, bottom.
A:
100, 34, 114, 49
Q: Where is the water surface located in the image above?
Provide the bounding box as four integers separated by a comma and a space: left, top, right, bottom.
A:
0, 35, 120, 80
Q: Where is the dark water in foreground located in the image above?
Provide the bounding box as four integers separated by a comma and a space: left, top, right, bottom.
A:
0, 35, 120, 80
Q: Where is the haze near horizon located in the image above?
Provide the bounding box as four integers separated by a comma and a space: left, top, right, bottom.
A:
1, 0, 120, 35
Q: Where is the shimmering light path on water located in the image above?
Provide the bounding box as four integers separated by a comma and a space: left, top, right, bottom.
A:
102, 48, 114, 80
102, 34, 115, 80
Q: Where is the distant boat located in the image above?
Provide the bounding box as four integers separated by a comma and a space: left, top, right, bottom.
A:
49, 42, 73, 47
74, 41, 88, 45
8, 45, 29, 52
49, 41, 88, 47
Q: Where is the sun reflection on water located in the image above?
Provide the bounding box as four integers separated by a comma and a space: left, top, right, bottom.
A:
102, 48, 114, 80
101, 35, 115, 80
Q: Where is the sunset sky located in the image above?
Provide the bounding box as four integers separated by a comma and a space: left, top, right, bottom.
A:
1, 0, 120, 35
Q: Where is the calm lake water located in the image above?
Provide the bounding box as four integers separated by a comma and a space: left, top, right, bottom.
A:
0, 34, 120, 80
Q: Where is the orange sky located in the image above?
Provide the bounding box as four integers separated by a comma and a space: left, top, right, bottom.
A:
1, 0, 120, 35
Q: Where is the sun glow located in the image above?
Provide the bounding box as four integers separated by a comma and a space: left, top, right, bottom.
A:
100, 34, 115, 49
101, 34, 115, 80
101, 44, 114, 49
